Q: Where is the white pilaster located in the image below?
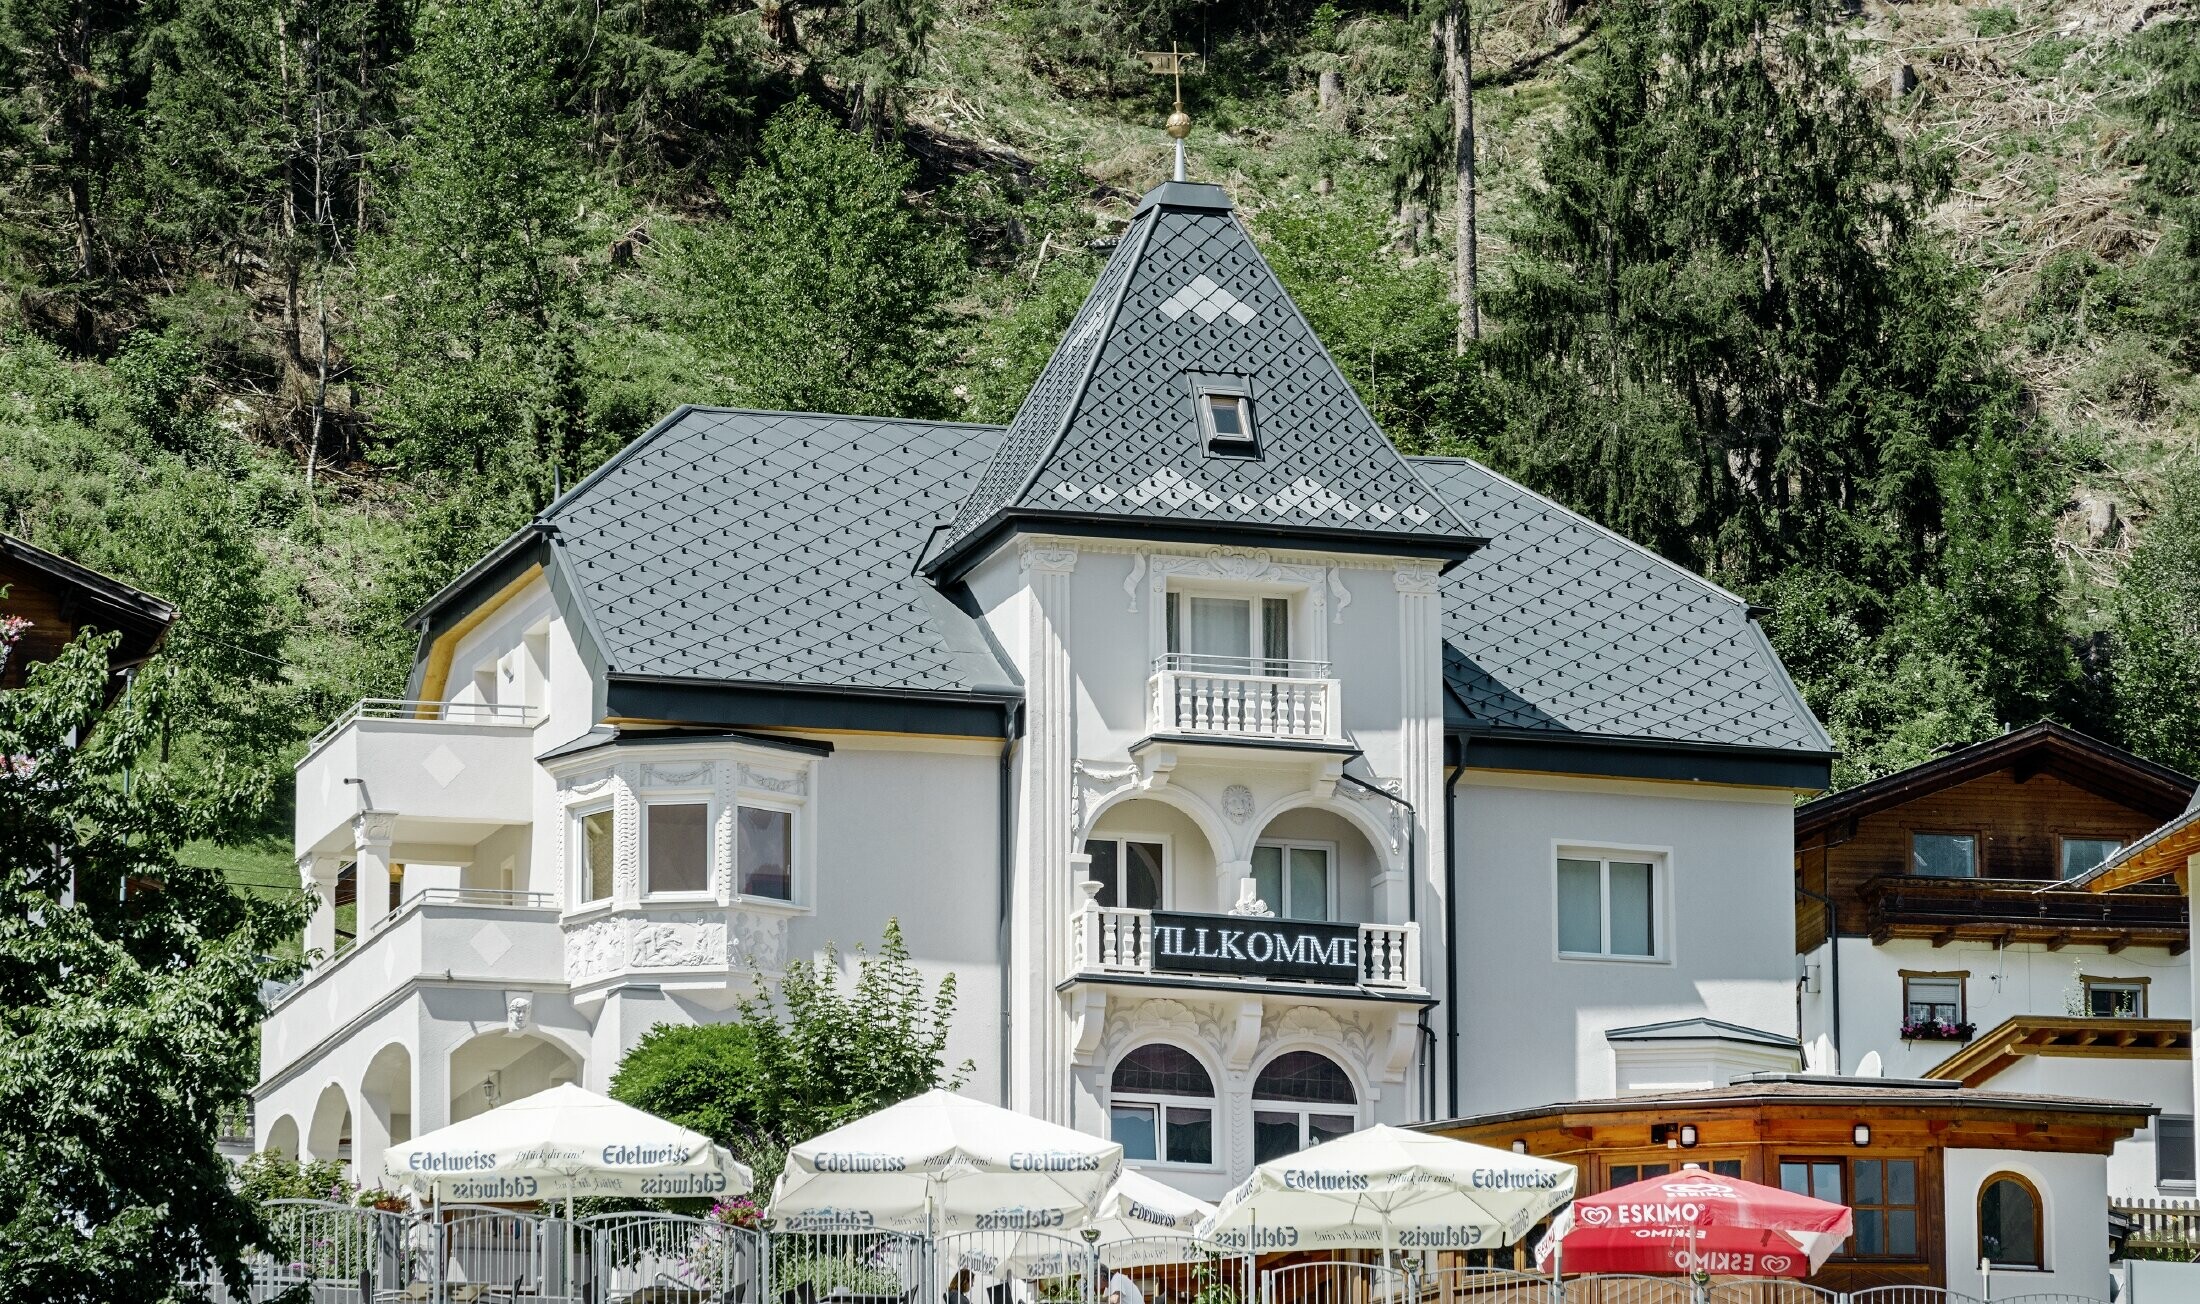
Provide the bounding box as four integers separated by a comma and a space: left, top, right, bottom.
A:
351, 812, 397, 934
1016, 543, 1078, 1123
1395, 564, 1445, 1111
301, 853, 341, 957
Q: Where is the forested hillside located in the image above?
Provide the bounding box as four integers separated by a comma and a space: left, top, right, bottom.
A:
1, 0, 2196, 868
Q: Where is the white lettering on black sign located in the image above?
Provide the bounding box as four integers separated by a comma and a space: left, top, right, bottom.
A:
1148, 912, 1361, 983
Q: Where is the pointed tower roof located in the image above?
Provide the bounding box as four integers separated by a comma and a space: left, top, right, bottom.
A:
928, 182, 1484, 579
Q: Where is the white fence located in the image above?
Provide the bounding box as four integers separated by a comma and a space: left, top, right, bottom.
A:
181, 1205, 2117, 1304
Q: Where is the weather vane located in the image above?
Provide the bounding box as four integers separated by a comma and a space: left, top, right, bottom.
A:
1138, 43, 1199, 182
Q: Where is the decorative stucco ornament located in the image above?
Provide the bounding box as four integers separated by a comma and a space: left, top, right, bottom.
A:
1226, 876, 1273, 918
1222, 784, 1254, 823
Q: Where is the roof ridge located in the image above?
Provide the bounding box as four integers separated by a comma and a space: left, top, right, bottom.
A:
999, 208, 1160, 516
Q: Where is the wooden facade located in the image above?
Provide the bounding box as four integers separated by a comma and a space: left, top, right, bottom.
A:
0, 534, 174, 704
1794, 724, 2192, 951
1428, 1079, 2152, 1293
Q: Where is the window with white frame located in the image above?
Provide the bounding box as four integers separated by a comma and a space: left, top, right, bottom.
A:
1252, 1051, 1355, 1163
575, 807, 615, 905
644, 799, 711, 896
1164, 590, 1292, 676
1109, 1044, 1215, 1167
737, 805, 794, 902
1251, 841, 1333, 921
1557, 852, 1661, 959
1084, 837, 1165, 910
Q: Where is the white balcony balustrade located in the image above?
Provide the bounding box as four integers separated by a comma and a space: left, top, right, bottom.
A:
260, 888, 562, 1085
1147, 655, 1343, 743
1071, 901, 1421, 992
295, 698, 538, 858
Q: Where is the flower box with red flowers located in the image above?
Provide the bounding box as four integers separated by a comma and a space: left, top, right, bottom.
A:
1900, 1018, 1975, 1042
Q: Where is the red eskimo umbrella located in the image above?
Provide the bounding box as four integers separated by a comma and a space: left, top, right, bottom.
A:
1535, 1165, 1852, 1279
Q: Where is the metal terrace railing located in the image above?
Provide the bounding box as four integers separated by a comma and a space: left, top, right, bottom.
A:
1861, 874, 2189, 949
306, 697, 538, 755
185, 1204, 2124, 1304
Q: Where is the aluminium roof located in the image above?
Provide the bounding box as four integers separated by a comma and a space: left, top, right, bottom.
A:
541, 407, 1018, 698
1411, 458, 1833, 758
935, 182, 1481, 573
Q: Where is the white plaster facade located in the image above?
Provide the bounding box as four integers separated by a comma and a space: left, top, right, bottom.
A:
259, 535, 1815, 1199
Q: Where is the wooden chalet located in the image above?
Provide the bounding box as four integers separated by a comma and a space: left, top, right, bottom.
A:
1796, 723, 2194, 956
1426, 1074, 2154, 1293
0, 532, 176, 706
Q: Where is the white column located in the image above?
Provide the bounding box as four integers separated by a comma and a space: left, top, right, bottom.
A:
1016, 543, 1078, 1123
352, 812, 397, 934
1395, 564, 1446, 1109
301, 853, 341, 957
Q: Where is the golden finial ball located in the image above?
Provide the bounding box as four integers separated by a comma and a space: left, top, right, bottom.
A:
1166, 110, 1192, 139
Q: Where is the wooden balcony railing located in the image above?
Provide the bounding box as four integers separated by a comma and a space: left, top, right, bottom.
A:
1862, 874, 2188, 952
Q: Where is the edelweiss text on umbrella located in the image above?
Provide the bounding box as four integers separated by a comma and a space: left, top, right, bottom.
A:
409, 1149, 499, 1172
1397, 1226, 1487, 1248
450, 1176, 540, 1199
602, 1143, 695, 1165
1279, 1169, 1368, 1190
1469, 1168, 1567, 1189
813, 1151, 911, 1172
1009, 1150, 1105, 1170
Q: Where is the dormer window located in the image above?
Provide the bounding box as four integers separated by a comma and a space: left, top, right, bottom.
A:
1189, 375, 1258, 457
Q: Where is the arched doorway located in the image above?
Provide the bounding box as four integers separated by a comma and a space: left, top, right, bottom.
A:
1085, 796, 1221, 912
264, 1113, 300, 1160
447, 1030, 581, 1122
306, 1082, 354, 1173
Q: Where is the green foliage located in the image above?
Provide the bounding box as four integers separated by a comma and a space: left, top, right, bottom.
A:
611, 920, 970, 1176
2112, 461, 2200, 774
236, 1152, 353, 1206
1254, 191, 1491, 454
653, 100, 961, 418
0, 627, 305, 1301
354, 0, 594, 482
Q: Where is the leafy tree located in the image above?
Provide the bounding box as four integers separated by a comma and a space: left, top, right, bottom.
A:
1488, 0, 1966, 588
0, 627, 303, 1302
1256, 191, 1490, 454
2112, 461, 2200, 774
653, 100, 960, 419
353, 0, 592, 481
612, 920, 970, 1176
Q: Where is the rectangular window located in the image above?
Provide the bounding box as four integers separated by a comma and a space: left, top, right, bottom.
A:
578, 808, 615, 904
1903, 975, 1965, 1025
1251, 842, 1331, 921
1111, 1103, 1158, 1162
1197, 389, 1258, 458
644, 801, 710, 896
2084, 978, 2147, 1018
1557, 855, 1660, 959
737, 806, 793, 901
2062, 837, 2123, 880
1164, 592, 1290, 674
1911, 832, 1977, 878
1780, 1158, 1920, 1260
1084, 838, 1165, 910
2160, 1116, 2195, 1186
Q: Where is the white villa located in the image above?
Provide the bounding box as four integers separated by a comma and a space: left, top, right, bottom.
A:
253, 176, 2167, 1298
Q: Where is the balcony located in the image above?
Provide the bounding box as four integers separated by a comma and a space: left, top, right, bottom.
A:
295, 698, 538, 856
261, 888, 562, 1083
1070, 902, 1421, 991
1146, 655, 1343, 745
1862, 875, 2190, 953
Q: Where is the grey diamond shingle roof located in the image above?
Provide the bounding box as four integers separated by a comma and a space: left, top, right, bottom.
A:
940, 183, 1476, 566
547, 408, 1015, 694
1411, 457, 1832, 754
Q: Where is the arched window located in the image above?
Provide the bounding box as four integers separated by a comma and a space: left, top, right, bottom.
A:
1252, 1050, 1356, 1163
1979, 1174, 2043, 1269
1110, 1045, 1214, 1167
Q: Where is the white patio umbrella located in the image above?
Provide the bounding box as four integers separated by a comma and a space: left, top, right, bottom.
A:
1198, 1125, 1575, 1259
770, 1089, 1122, 1234
383, 1083, 752, 1201
384, 1083, 752, 1295
1082, 1170, 1217, 1267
